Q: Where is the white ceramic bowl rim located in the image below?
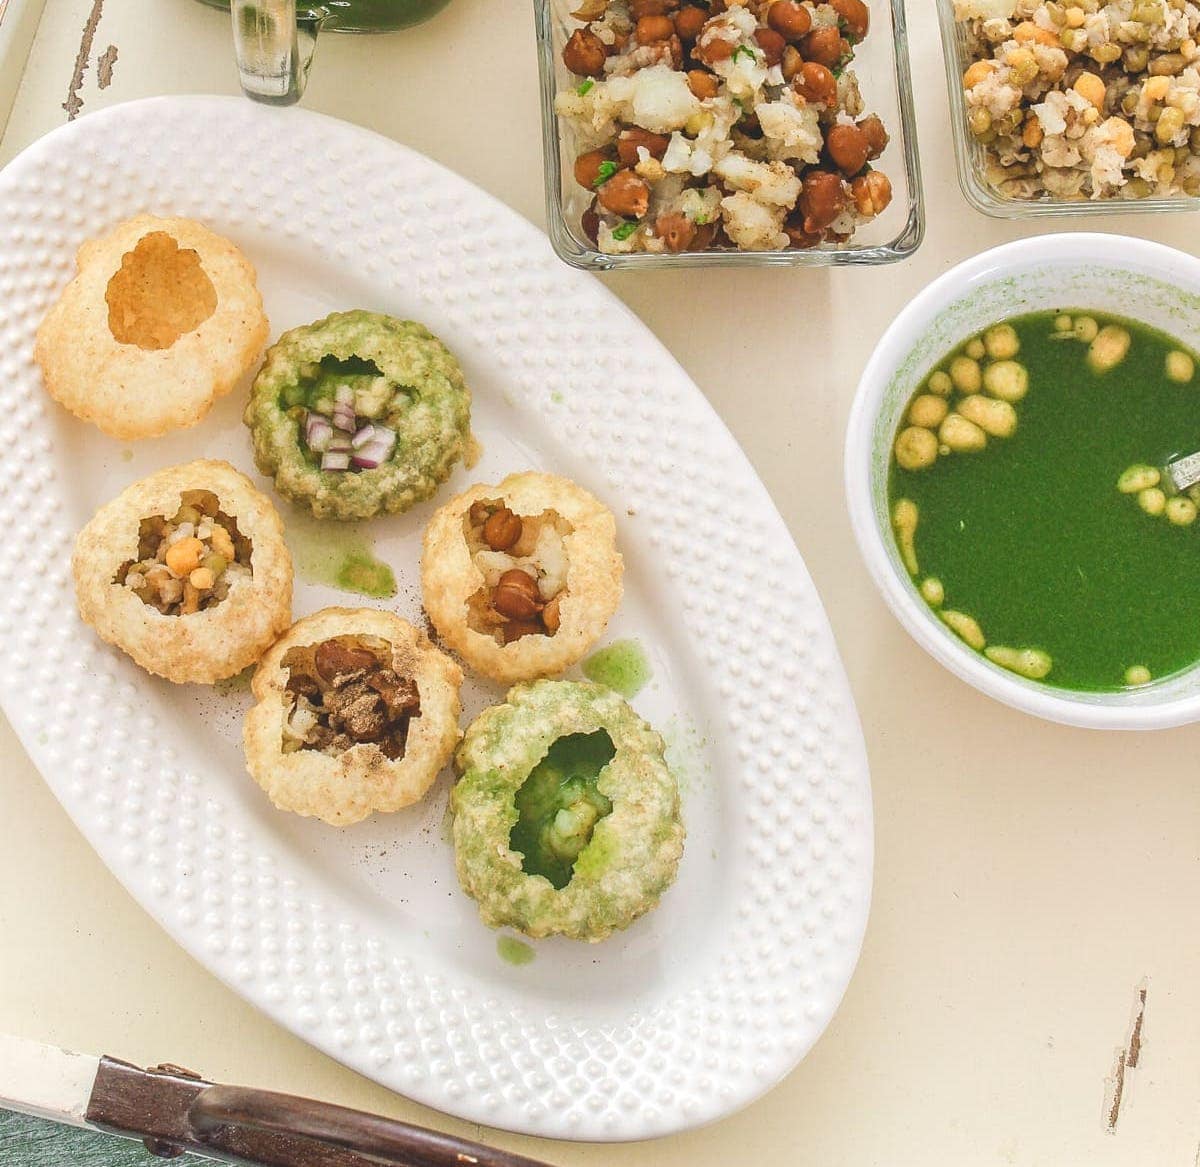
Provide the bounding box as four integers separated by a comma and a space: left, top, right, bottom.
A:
846, 232, 1200, 730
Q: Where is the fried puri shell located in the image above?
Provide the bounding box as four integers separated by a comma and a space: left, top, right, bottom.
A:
421, 471, 623, 684
452, 680, 685, 942
35, 214, 269, 440
244, 311, 472, 521
244, 608, 463, 826
72, 460, 292, 684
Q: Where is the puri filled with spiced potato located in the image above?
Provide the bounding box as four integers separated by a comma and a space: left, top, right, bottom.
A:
244, 310, 472, 521
243, 608, 463, 826
72, 459, 292, 684
451, 679, 684, 942
35, 214, 268, 440
420, 471, 624, 684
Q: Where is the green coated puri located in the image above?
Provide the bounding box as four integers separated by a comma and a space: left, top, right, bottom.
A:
451, 680, 685, 942
244, 310, 471, 520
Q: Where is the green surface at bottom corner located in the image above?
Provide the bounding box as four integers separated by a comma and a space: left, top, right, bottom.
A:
0, 1109, 211, 1165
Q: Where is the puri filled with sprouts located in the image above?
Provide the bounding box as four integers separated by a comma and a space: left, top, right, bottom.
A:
888, 309, 1200, 691
72, 460, 293, 684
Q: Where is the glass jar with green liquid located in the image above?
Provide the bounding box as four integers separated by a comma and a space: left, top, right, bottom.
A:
200, 0, 451, 103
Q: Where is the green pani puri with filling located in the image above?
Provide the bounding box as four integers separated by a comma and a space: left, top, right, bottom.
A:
245, 310, 471, 520
451, 680, 684, 942
888, 310, 1200, 692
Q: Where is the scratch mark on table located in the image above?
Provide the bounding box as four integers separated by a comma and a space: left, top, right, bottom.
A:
62, 0, 105, 121
1103, 979, 1148, 1133
97, 44, 118, 89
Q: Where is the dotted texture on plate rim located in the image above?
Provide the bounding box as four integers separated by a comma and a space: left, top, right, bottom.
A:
0, 96, 873, 1141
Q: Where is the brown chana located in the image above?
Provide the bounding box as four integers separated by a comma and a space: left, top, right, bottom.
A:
850, 171, 893, 216
635, 14, 675, 42
687, 69, 720, 99
858, 114, 889, 159
617, 127, 671, 164
656, 212, 698, 251
753, 27, 786, 66
793, 61, 838, 104
596, 170, 651, 217
494, 569, 544, 622
574, 149, 614, 189
767, 0, 812, 39
483, 507, 523, 551
798, 170, 846, 232
694, 34, 734, 65
831, 0, 869, 39
826, 123, 871, 175
673, 5, 707, 39
799, 27, 846, 67
563, 27, 607, 75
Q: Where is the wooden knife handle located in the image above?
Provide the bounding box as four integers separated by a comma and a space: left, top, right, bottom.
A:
188, 1084, 555, 1167
86, 1057, 556, 1167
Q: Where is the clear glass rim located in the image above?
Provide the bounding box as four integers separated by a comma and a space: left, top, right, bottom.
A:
534, 0, 926, 270
934, 0, 1200, 219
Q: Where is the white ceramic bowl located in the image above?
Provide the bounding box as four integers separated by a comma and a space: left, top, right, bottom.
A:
846, 233, 1200, 730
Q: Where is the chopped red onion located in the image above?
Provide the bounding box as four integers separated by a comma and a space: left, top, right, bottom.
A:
351, 424, 377, 450
304, 412, 333, 453
331, 405, 357, 432
351, 448, 386, 469
351, 426, 396, 469
327, 432, 352, 453
321, 451, 350, 472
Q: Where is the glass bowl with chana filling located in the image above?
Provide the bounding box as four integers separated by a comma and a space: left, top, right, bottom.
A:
939, 0, 1200, 215
535, 0, 924, 266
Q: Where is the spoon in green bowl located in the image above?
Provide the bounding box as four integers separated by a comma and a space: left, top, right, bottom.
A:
1166, 451, 1200, 494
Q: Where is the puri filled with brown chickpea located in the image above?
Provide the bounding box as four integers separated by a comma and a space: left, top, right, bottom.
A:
553, 0, 896, 254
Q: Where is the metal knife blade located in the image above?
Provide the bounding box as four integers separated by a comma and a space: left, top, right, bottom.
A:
0, 1033, 100, 1128
0, 1034, 555, 1167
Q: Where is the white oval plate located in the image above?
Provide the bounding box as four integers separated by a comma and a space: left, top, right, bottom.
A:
0, 96, 872, 1141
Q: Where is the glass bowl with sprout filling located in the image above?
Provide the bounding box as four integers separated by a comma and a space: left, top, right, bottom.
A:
937, 0, 1200, 217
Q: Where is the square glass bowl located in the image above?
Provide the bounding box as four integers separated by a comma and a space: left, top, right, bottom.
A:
534, 0, 925, 269
935, 0, 1200, 218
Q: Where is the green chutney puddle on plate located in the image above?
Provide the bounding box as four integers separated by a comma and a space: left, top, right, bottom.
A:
212, 665, 254, 696
497, 936, 535, 966
889, 309, 1200, 693
284, 507, 396, 599
582, 639, 651, 698
509, 730, 615, 889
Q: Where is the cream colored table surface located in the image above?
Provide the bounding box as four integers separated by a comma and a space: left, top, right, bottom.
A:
2, 3, 1199, 1164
